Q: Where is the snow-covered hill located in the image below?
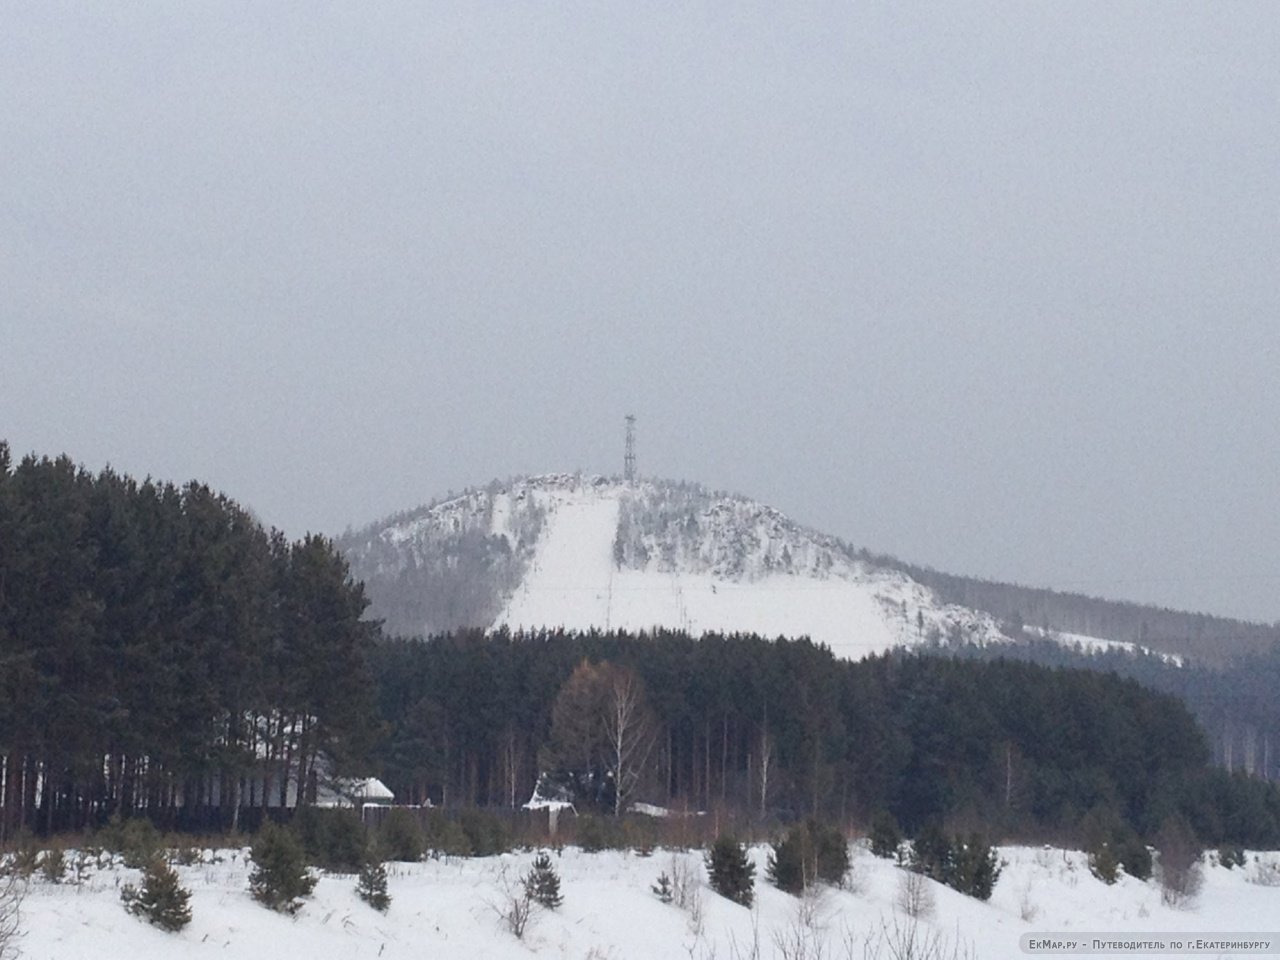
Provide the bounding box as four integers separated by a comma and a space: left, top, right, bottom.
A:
341, 475, 1018, 658
20, 844, 1280, 960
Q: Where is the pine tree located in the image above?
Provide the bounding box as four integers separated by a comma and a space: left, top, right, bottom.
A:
39, 849, 66, 884
376, 807, 425, 862
949, 834, 1003, 901
767, 820, 849, 894
356, 860, 391, 912
121, 859, 192, 931
767, 825, 809, 894
908, 823, 954, 884
869, 811, 902, 859
249, 822, 317, 914
1088, 842, 1121, 885
706, 834, 754, 907
652, 871, 674, 904
524, 851, 563, 909
811, 821, 849, 886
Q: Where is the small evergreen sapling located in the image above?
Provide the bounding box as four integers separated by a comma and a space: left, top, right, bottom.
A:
1089, 841, 1121, 885
906, 827, 1002, 901
39, 849, 66, 884
356, 859, 391, 912
768, 819, 850, 894
524, 851, 563, 909
376, 808, 425, 862
706, 834, 754, 907
869, 811, 903, 860
1082, 806, 1151, 883
121, 858, 192, 931
117, 817, 162, 869
949, 834, 1002, 901
248, 821, 317, 914
908, 824, 952, 884
768, 826, 809, 894
1218, 846, 1246, 870
652, 871, 674, 904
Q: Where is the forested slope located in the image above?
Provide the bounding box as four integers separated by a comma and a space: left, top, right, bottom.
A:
874, 556, 1280, 662
948, 637, 1280, 784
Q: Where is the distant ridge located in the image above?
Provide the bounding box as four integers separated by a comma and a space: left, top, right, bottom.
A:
338, 474, 1005, 658
338, 473, 1280, 663
871, 556, 1280, 663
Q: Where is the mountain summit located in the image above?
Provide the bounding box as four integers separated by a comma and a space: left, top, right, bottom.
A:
338, 474, 1007, 658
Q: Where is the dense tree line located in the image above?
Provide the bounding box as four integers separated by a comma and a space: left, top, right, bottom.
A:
950, 636, 1280, 784
372, 629, 1280, 846
0, 444, 377, 837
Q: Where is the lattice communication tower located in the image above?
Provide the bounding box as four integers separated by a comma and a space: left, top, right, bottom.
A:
624, 415, 636, 482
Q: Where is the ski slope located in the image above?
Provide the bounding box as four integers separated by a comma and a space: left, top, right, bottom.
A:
349, 474, 1024, 657
492, 482, 927, 659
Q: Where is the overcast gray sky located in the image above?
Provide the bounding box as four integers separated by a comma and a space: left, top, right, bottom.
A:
3, 2, 1279, 622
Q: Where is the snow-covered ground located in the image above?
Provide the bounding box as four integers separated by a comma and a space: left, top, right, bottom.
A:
17, 844, 1280, 960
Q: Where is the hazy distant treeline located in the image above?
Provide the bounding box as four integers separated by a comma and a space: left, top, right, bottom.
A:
872, 556, 1280, 662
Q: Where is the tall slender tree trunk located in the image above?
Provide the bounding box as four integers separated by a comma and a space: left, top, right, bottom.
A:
720, 716, 728, 805
666, 727, 674, 804
703, 720, 711, 810
1005, 743, 1013, 808
759, 727, 773, 820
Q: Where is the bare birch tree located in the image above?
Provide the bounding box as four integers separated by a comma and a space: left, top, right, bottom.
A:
759, 723, 774, 819
544, 659, 656, 814
602, 663, 657, 816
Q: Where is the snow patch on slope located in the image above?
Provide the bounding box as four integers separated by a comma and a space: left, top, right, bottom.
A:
492, 479, 1009, 658
1024, 626, 1186, 665
498, 482, 621, 630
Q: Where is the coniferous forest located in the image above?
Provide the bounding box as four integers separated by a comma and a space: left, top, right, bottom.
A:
372, 629, 1280, 847
0, 444, 376, 838
3, 443, 1279, 852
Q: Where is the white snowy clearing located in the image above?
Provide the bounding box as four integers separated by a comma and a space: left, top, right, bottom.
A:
17, 844, 1280, 960
1024, 627, 1185, 666
492, 480, 1002, 660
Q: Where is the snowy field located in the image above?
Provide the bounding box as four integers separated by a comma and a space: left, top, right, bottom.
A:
17, 844, 1280, 960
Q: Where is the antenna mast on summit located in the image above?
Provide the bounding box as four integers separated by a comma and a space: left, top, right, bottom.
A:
624, 415, 637, 482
